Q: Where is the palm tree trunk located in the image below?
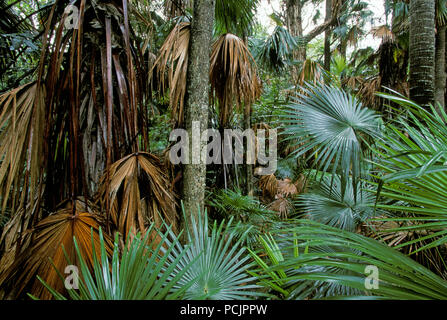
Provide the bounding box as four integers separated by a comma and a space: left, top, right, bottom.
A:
182, 0, 214, 230
409, 0, 436, 106
324, 0, 332, 73
435, 24, 446, 110
285, 0, 305, 82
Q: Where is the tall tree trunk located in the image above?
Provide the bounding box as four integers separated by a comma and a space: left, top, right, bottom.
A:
445, 29, 447, 108
409, 0, 436, 106
285, 0, 305, 82
435, 24, 446, 110
324, 0, 332, 73
182, 0, 214, 230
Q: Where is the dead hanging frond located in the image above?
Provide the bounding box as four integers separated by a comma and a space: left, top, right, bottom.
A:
267, 196, 293, 220
356, 75, 382, 110
297, 59, 324, 87
97, 152, 178, 240
371, 25, 395, 41
277, 178, 299, 198
210, 33, 262, 127
152, 22, 190, 126
0, 82, 46, 218
152, 28, 262, 127
0, 204, 112, 300
258, 174, 278, 200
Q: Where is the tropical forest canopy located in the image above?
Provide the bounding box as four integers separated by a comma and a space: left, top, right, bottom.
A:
1, 0, 447, 300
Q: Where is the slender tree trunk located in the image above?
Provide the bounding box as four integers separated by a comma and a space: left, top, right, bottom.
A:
285, 0, 305, 82
435, 24, 446, 110
182, 0, 214, 230
244, 108, 254, 196
337, 0, 347, 60
324, 0, 332, 73
409, 0, 436, 106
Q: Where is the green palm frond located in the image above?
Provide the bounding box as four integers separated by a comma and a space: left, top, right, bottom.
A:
208, 188, 278, 247
370, 91, 447, 254
32, 224, 194, 300
252, 220, 447, 300
296, 175, 377, 231
281, 84, 381, 200
248, 230, 362, 300
252, 25, 302, 73
214, 0, 259, 37
167, 206, 263, 300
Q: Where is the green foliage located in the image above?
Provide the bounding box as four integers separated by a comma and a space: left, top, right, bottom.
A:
148, 112, 172, 152
33, 206, 261, 300
168, 206, 263, 299
370, 91, 447, 253
275, 157, 301, 181
32, 225, 194, 300
281, 84, 381, 200
248, 229, 362, 299
296, 175, 377, 231
252, 220, 447, 300
208, 189, 279, 247
214, 0, 259, 37
251, 25, 303, 73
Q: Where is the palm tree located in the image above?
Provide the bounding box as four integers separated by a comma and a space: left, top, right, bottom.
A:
435, 0, 447, 108
409, 0, 436, 106
181, 0, 215, 231
0, 0, 177, 299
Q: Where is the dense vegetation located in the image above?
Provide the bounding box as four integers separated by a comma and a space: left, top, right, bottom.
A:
1, 0, 447, 300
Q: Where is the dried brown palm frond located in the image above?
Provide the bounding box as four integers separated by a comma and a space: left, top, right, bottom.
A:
371, 25, 395, 41
343, 75, 364, 91
210, 33, 262, 127
0, 82, 45, 223
0, 204, 112, 300
152, 22, 190, 126
258, 174, 278, 200
277, 178, 298, 197
297, 59, 324, 87
267, 196, 293, 220
97, 152, 178, 240
356, 75, 382, 109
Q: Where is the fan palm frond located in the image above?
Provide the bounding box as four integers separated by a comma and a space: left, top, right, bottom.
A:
0, 203, 112, 300
251, 220, 447, 299
296, 175, 377, 231
253, 25, 301, 73
33, 223, 193, 300
152, 22, 190, 125
370, 91, 447, 254
210, 33, 262, 127
214, 0, 259, 36
281, 84, 381, 199
167, 206, 263, 300
0, 82, 45, 218
97, 152, 178, 240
